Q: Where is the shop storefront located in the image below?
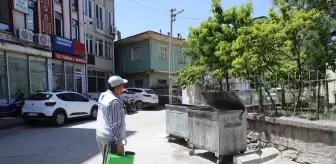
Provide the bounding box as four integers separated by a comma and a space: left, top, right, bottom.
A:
0, 43, 51, 103
51, 36, 87, 94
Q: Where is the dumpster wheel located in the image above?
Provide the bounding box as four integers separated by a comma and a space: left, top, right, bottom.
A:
188, 149, 195, 156
216, 158, 223, 164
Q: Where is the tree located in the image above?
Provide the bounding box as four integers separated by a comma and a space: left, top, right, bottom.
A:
230, 13, 288, 114
177, 0, 253, 91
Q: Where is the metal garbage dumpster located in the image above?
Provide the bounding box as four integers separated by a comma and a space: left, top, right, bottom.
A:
188, 91, 247, 164
165, 104, 195, 142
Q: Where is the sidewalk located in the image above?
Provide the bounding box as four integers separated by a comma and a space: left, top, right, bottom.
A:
0, 117, 23, 130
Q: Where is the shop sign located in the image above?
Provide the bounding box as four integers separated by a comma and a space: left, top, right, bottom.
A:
14, 0, 29, 14
53, 52, 87, 64
52, 36, 85, 56
73, 40, 86, 56
52, 36, 74, 54
40, 0, 53, 35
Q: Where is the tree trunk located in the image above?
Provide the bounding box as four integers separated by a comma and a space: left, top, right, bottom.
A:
226, 75, 230, 91
262, 83, 277, 115
317, 80, 321, 119
295, 59, 303, 114
258, 74, 264, 113
219, 80, 224, 91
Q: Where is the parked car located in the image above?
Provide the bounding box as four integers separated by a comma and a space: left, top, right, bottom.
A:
22, 91, 98, 126
122, 88, 159, 109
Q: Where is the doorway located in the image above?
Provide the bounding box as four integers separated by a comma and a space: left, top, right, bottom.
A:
75, 76, 83, 94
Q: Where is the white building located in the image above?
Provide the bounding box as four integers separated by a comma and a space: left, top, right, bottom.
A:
83, 0, 116, 99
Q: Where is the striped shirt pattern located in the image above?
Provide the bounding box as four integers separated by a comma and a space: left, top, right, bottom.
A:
96, 90, 126, 144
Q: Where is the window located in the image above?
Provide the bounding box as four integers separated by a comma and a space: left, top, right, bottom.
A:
72, 19, 78, 41
86, 36, 93, 54
88, 69, 108, 92
0, 0, 10, 32
55, 0, 62, 4
108, 11, 113, 26
84, 0, 93, 18
71, 0, 78, 12
55, 12, 63, 36
96, 5, 104, 30
134, 80, 144, 88
96, 39, 103, 56
132, 47, 141, 61
178, 52, 186, 64
145, 89, 156, 94
158, 79, 167, 85
72, 93, 88, 102
27, 93, 52, 100
30, 58, 47, 93
105, 41, 111, 58
159, 46, 168, 60
8, 58, 29, 102
27, 1, 36, 32
56, 93, 73, 101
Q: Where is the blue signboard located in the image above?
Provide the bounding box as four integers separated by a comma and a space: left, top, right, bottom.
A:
52, 35, 74, 54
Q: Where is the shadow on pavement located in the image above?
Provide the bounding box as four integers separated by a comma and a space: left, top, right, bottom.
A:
0, 118, 136, 164
168, 137, 233, 163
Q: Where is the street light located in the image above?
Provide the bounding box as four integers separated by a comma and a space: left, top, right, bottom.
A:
169, 8, 184, 104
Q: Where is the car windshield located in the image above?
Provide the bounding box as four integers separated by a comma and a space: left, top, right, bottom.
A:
27, 93, 52, 100
145, 89, 156, 94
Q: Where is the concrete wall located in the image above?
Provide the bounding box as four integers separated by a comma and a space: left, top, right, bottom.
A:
149, 72, 169, 87
247, 114, 336, 164
182, 85, 206, 105
327, 70, 336, 104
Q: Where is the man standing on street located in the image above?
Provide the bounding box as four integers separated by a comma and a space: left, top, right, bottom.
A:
96, 75, 128, 161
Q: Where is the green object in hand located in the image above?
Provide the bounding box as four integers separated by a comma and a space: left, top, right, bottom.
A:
106, 151, 135, 164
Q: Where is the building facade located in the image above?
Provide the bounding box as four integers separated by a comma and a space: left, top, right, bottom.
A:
0, 0, 88, 105
115, 31, 188, 89
83, 0, 116, 99
0, 0, 53, 104
51, 0, 87, 95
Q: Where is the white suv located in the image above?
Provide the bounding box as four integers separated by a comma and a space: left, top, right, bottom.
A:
22, 91, 98, 126
122, 88, 159, 109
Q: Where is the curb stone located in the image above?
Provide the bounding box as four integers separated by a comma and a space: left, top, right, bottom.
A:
233, 148, 280, 164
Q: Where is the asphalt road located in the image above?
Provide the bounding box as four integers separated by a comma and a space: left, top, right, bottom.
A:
0, 109, 224, 164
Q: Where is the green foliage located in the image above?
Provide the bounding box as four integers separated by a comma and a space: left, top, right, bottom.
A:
177, 0, 253, 88
179, 0, 336, 94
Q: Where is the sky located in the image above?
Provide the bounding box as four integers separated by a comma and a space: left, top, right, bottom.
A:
115, 0, 274, 39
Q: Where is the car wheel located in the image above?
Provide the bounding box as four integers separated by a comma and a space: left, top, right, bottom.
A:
52, 110, 66, 126
135, 101, 144, 109
90, 106, 98, 119
24, 119, 36, 125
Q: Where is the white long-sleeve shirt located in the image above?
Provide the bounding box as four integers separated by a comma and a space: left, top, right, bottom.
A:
96, 90, 126, 144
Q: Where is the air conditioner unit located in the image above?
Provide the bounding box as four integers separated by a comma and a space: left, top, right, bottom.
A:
17, 28, 34, 42
109, 26, 117, 34
35, 34, 51, 47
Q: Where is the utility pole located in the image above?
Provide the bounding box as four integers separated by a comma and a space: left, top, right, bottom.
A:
169, 8, 184, 104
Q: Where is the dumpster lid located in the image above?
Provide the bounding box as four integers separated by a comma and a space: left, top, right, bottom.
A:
201, 91, 245, 111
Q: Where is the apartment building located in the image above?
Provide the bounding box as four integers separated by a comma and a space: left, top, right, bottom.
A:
83, 0, 116, 99
0, 0, 88, 105
115, 31, 188, 88
0, 0, 53, 103
51, 0, 87, 94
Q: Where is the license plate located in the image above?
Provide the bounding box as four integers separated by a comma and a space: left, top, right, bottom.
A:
28, 113, 38, 116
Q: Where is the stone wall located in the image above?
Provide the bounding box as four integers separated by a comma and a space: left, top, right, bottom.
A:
247, 113, 336, 164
